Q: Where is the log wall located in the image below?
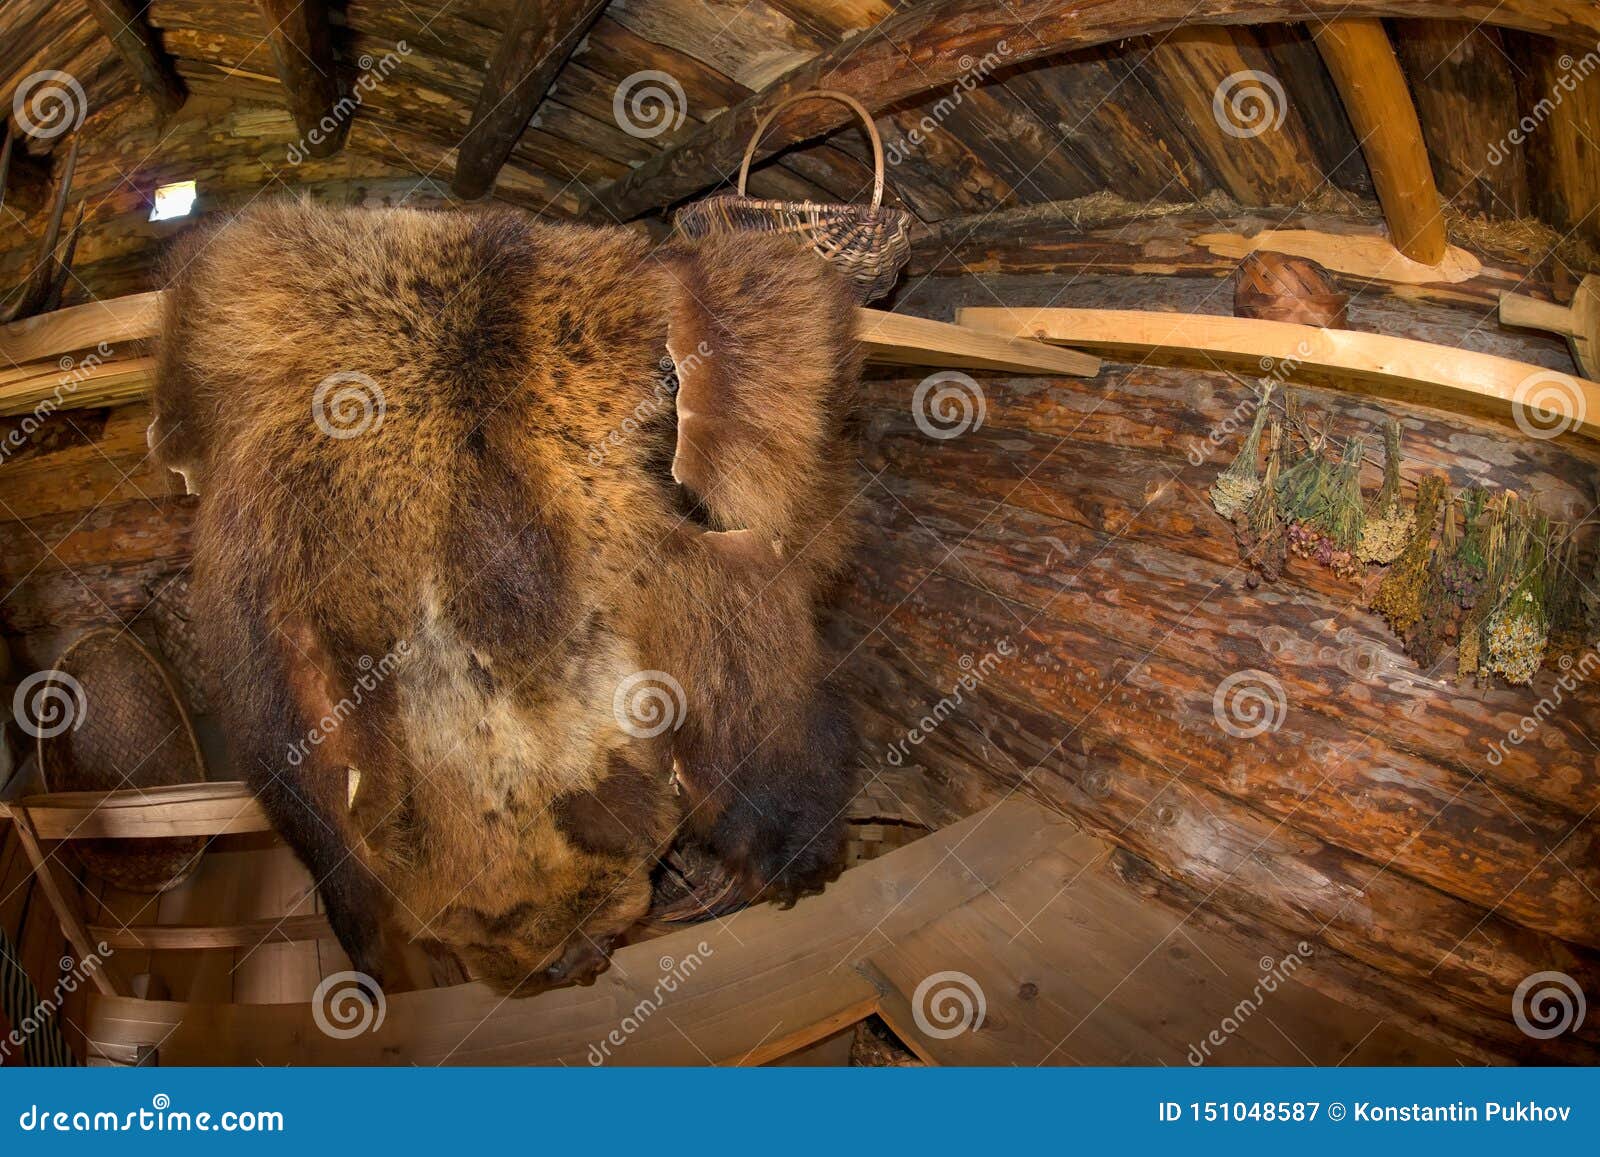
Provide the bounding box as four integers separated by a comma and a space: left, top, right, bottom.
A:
830, 251, 1600, 1063
1, 207, 1596, 1061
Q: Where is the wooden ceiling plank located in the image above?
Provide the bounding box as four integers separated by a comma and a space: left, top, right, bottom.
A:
1135, 26, 1321, 206
1312, 18, 1448, 264
1001, 47, 1213, 204
251, 0, 348, 158
452, 0, 608, 200
599, 0, 1597, 220
1391, 21, 1530, 220
82, 0, 186, 120
1509, 31, 1600, 250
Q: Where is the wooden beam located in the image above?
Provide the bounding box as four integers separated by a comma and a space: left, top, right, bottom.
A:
252, 0, 347, 158
1500, 275, 1600, 381
597, 0, 1600, 220
0, 290, 161, 365
1512, 32, 1600, 249
82, 0, 186, 120
0, 292, 1093, 415
859, 309, 1099, 377
0, 357, 155, 417
453, 0, 609, 200
956, 306, 1600, 440
1390, 21, 1529, 219
1, 782, 272, 840
1312, 19, 1448, 265
89, 913, 333, 952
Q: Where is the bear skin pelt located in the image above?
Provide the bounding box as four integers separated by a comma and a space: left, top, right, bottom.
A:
150, 200, 862, 994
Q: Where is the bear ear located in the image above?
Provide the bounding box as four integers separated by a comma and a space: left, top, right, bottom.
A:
661, 253, 734, 513
656, 232, 858, 553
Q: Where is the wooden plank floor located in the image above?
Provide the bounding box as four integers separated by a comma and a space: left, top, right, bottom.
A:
78, 800, 1466, 1066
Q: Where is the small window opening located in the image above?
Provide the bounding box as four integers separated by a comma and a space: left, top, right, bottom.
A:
150, 180, 197, 222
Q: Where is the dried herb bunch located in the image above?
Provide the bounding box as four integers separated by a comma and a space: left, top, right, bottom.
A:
1206, 386, 1583, 688
1407, 488, 1464, 668
1234, 417, 1288, 585
1359, 418, 1412, 564
1209, 385, 1274, 520
1458, 491, 1512, 680
1544, 530, 1586, 659
1372, 472, 1448, 637
1484, 506, 1549, 686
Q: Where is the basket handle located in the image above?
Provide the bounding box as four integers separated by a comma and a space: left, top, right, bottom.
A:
736, 88, 886, 209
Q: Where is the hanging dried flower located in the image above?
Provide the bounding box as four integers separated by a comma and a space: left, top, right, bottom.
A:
1408, 488, 1463, 668
1209, 385, 1274, 520
1458, 491, 1510, 681
1320, 437, 1367, 579
1372, 472, 1447, 636
1543, 526, 1584, 660
1485, 508, 1549, 685
1235, 418, 1288, 584
1359, 419, 1413, 564
1277, 427, 1335, 566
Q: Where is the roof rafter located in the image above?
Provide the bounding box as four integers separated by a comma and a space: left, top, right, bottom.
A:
597, 0, 1600, 221
1312, 18, 1446, 265
82, 0, 186, 120
453, 0, 609, 200
252, 0, 347, 158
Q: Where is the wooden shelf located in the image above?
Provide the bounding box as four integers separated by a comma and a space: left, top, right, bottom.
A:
2, 781, 271, 840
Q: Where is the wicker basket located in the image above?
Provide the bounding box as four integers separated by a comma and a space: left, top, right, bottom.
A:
35, 628, 209, 894
673, 89, 913, 303
144, 571, 218, 716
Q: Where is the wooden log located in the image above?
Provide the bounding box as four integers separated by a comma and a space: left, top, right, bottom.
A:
956, 307, 1600, 440
849, 445, 1600, 819
840, 502, 1600, 948
452, 0, 609, 199
904, 204, 1560, 310
999, 46, 1211, 204
0, 293, 1098, 415
251, 0, 347, 158
1391, 21, 1530, 219
1136, 26, 1319, 206
0, 291, 160, 365
597, 0, 1600, 219
1252, 24, 1372, 197
1510, 32, 1600, 249
1311, 19, 1447, 265
834, 614, 1600, 1062
82, 0, 186, 120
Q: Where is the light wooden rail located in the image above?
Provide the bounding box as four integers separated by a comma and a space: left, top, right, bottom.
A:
957, 306, 1600, 441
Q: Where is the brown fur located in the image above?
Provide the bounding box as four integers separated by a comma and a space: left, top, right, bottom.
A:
150, 200, 861, 993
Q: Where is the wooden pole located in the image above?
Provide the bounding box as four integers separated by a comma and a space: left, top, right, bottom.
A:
252, 0, 348, 158
82, 0, 186, 120
1312, 18, 1448, 265
452, 0, 608, 200
10, 810, 126, 998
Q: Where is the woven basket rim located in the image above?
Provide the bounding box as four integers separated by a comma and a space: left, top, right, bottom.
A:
677, 191, 914, 222
36, 626, 208, 795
